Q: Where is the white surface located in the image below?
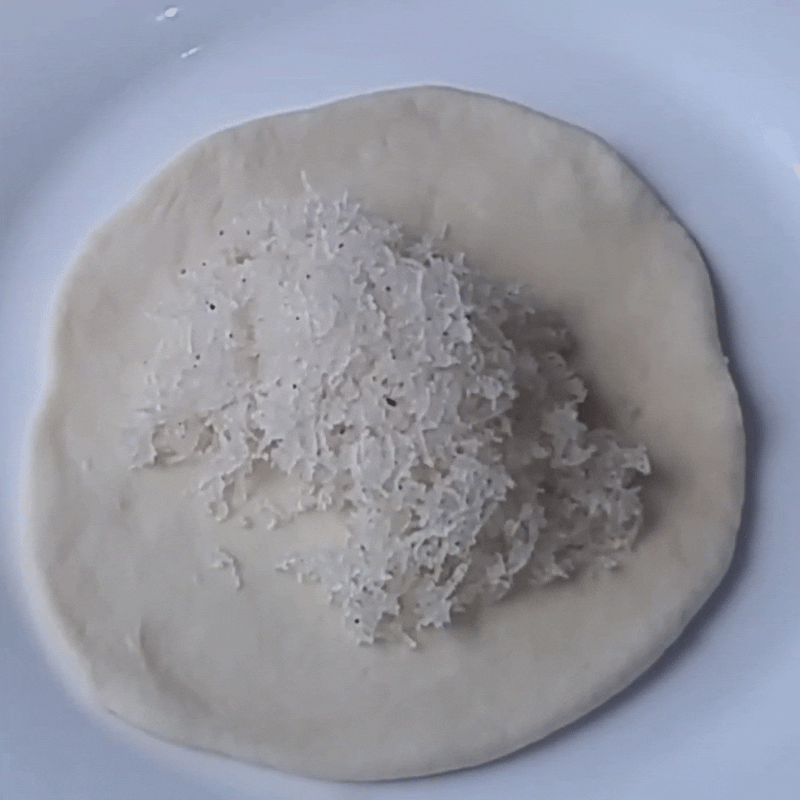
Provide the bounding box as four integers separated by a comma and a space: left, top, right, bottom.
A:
0, 1, 798, 798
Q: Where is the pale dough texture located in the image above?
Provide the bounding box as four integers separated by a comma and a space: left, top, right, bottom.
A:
24, 87, 744, 780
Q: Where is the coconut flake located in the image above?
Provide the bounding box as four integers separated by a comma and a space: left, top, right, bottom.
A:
124, 188, 650, 644
209, 547, 243, 590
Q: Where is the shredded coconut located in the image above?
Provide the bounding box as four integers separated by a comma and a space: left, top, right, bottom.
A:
209, 547, 243, 590
124, 187, 650, 644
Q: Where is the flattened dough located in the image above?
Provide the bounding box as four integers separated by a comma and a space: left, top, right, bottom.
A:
23, 87, 744, 780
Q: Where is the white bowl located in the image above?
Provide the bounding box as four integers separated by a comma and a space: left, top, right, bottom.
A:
1, 2, 799, 798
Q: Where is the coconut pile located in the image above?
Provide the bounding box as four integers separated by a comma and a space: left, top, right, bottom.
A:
124, 188, 650, 645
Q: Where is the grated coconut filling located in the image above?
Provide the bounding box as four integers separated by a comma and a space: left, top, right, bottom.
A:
124, 188, 650, 644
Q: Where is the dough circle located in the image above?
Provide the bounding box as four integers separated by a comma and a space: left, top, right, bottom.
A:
23, 87, 744, 780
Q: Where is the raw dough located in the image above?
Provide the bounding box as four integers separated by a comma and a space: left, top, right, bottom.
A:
23, 86, 745, 780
